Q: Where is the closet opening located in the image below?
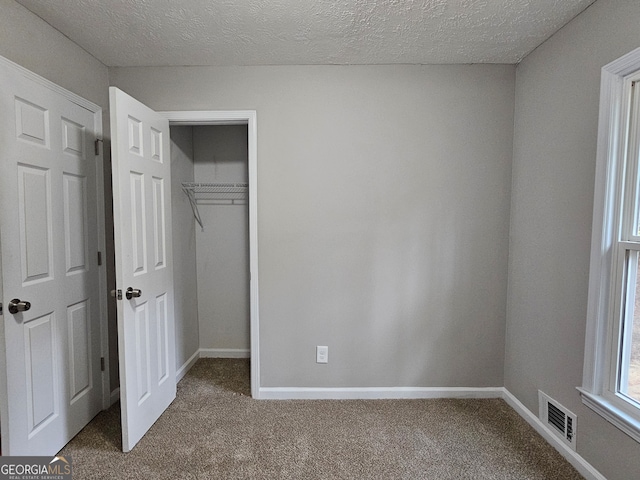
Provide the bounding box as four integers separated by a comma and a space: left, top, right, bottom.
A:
164, 111, 260, 398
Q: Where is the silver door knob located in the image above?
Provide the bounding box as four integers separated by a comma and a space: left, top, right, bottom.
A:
126, 287, 142, 300
8, 298, 31, 314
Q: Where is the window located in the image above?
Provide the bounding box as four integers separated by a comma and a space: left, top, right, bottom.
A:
582, 47, 640, 443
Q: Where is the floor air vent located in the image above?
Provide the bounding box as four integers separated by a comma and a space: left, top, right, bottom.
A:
538, 391, 577, 450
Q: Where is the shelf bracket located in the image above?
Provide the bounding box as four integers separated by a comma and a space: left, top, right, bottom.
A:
182, 184, 205, 231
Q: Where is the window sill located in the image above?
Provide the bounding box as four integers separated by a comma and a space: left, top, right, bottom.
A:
578, 388, 640, 444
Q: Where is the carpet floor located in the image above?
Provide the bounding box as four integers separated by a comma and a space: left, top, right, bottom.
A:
60, 359, 583, 479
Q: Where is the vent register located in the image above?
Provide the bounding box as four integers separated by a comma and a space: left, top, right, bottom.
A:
538, 390, 577, 450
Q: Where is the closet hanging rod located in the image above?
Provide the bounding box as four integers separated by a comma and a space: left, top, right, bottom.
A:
181, 182, 248, 231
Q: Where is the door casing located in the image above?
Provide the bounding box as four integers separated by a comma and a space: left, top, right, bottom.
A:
160, 110, 260, 398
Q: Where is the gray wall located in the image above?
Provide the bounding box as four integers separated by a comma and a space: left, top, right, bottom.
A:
506, 0, 640, 478
170, 127, 200, 370
0, 0, 108, 108
110, 64, 515, 388
193, 126, 250, 353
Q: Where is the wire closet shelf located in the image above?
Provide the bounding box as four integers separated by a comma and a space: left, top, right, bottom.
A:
181, 182, 248, 231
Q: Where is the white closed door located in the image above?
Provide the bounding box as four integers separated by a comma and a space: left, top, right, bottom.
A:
0, 60, 103, 455
109, 87, 176, 452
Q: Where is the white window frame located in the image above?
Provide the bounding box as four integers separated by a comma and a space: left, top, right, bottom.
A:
581, 46, 640, 443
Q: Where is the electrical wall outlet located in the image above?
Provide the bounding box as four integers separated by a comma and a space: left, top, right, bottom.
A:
316, 345, 328, 364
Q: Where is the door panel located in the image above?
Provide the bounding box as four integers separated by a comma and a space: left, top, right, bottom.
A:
130, 172, 147, 274
156, 293, 169, 383
61, 117, 85, 156
63, 173, 89, 274
18, 165, 54, 283
15, 97, 49, 147
152, 177, 166, 269
0, 61, 103, 455
24, 312, 57, 433
109, 87, 175, 452
134, 301, 151, 403
68, 300, 91, 402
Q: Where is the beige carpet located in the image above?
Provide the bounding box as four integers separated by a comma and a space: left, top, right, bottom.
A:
60, 359, 583, 479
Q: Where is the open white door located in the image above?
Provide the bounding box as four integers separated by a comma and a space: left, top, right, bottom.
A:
109, 87, 176, 452
0, 58, 104, 455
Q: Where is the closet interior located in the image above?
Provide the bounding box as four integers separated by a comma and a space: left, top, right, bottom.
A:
170, 125, 250, 372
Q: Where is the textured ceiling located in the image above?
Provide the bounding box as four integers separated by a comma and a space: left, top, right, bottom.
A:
16, 0, 596, 66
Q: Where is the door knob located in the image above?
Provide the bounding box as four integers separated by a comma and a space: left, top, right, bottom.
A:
8, 299, 31, 314
126, 287, 142, 300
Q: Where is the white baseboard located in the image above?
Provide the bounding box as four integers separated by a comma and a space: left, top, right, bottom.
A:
200, 348, 250, 358
176, 350, 200, 382
501, 388, 606, 480
109, 387, 120, 406
258, 386, 504, 400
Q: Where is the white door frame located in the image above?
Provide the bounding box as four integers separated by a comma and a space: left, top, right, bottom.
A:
0, 55, 111, 438
159, 110, 260, 398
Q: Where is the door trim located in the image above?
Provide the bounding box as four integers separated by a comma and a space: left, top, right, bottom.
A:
159, 110, 260, 398
0, 55, 111, 428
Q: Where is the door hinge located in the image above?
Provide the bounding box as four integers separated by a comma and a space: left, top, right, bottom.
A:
95, 139, 103, 155
0, 303, 2, 315
97, 251, 102, 266
101, 357, 105, 371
